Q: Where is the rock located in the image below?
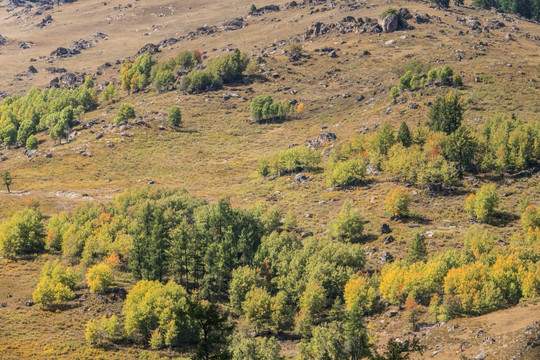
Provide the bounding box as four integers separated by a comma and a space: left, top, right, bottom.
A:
380, 223, 391, 234
304, 213, 313, 218
408, 223, 420, 228
414, 13, 430, 24
95, 132, 104, 140
222, 17, 244, 31
25, 301, 34, 307
408, 102, 419, 109
380, 251, 394, 263
18, 41, 35, 49
250, 4, 280, 15
388, 310, 398, 318
399, 8, 412, 20
7, 294, 12, 298
506, 33, 516, 41
318, 132, 337, 143
147, 180, 155, 185
301, 232, 313, 238
295, 173, 308, 184
355, 95, 365, 102
28, 65, 38, 74
473, 353, 487, 360
107, 141, 114, 148
0, 302, 6, 307
1, 156, 8, 161
135, 43, 160, 57
0, 35, 7, 46
383, 235, 394, 244
83, 306, 90, 312
45, 152, 52, 158
380, 14, 399, 33
328, 50, 338, 58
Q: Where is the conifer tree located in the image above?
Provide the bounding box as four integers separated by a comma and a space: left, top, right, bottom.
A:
407, 233, 427, 264
396, 122, 412, 148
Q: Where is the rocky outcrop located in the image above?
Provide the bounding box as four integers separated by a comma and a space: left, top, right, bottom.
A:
380, 14, 399, 33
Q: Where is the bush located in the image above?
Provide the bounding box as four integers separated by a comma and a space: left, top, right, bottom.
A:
231, 335, 282, 360
390, 87, 399, 102
463, 225, 493, 258
167, 105, 182, 128
328, 201, 364, 243
123, 280, 191, 348
250, 96, 293, 122
32, 260, 78, 308
384, 186, 410, 218
154, 69, 175, 91
115, 103, 136, 124
86, 262, 114, 294
464, 184, 499, 223
373, 122, 396, 156
26, 135, 38, 150
86, 315, 121, 345
266, 146, 320, 175
326, 157, 367, 187
180, 69, 220, 93
0, 208, 45, 258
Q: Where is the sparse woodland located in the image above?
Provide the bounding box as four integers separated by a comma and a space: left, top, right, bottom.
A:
0, 0, 539, 359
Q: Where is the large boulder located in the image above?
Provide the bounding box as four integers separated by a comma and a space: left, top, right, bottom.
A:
380, 14, 399, 33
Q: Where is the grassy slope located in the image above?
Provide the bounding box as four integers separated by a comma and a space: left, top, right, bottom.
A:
0, 0, 539, 358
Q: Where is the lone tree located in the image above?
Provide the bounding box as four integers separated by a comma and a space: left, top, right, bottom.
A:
397, 121, 412, 147
2, 171, 13, 193
167, 105, 182, 128
407, 233, 427, 264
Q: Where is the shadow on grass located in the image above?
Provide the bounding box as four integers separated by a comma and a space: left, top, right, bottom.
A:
490, 211, 520, 227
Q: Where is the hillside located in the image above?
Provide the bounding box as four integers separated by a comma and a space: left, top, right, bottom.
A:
0, 0, 539, 359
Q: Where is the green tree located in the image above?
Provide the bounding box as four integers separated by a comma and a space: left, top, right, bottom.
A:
373, 122, 396, 156
465, 184, 499, 223
86, 315, 121, 345
407, 233, 427, 264
327, 158, 367, 187
397, 122, 412, 147
442, 125, 478, 172
101, 83, 118, 102
17, 120, 36, 145
229, 265, 262, 312
26, 135, 38, 150
390, 87, 399, 103
428, 91, 463, 134
167, 105, 182, 128
188, 299, 233, 360
0, 208, 45, 258
231, 335, 282, 360
115, 103, 136, 124
242, 286, 272, 332
250, 4, 257, 12
384, 186, 410, 218
328, 201, 364, 242
2, 171, 13, 193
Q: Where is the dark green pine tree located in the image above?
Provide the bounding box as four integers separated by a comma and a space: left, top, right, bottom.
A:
129, 201, 155, 279
147, 208, 169, 282
428, 91, 463, 135
396, 121, 412, 148
407, 233, 427, 264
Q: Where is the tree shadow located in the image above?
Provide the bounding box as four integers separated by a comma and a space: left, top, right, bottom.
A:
490, 211, 520, 227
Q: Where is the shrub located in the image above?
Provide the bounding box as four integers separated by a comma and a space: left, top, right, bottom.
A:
26, 135, 38, 150
231, 335, 282, 360
0, 208, 45, 258
328, 201, 364, 242
268, 146, 320, 175
167, 105, 182, 128
398, 70, 413, 90
250, 4, 257, 12
123, 280, 191, 348
427, 68, 438, 82
32, 260, 78, 308
180, 69, 220, 93
464, 184, 499, 223
86, 315, 121, 345
86, 262, 114, 294
373, 122, 396, 156
154, 69, 175, 91
384, 186, 410, 218
326, 157, 367, 187
206, 49, 249, 83
250, 96, 293, 122
438, 65, 453, 84
115, 103, 136, 124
